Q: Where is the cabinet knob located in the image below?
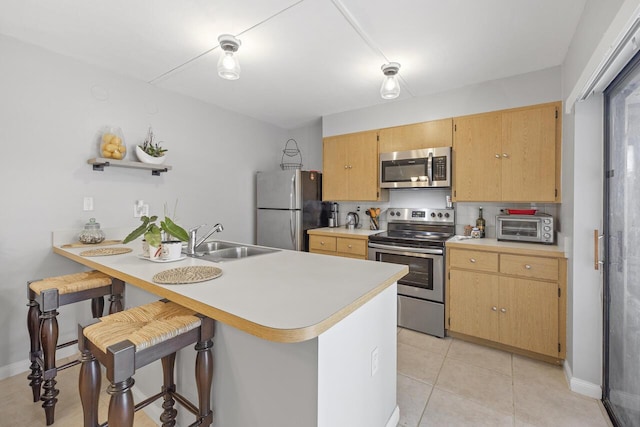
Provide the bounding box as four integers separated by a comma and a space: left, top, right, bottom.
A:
502, 153, 509, 158
525, 264, 531, 269
348, 165, 353, 169
344, 165, 348, 169
348, 244, 352, 248
469, 258, 476, 263
320, 241, 325, 245
492, 306, 497, 311
500, 308, 507, 313
495, 154, 500, 158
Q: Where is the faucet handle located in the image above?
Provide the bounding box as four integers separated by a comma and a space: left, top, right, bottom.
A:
189, 224, 206, 233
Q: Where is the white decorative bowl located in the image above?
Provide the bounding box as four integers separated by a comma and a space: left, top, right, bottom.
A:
136, 146, 167, 165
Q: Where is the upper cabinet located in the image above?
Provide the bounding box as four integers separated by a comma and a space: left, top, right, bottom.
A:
379, 118, 453, 153
322, 130, 385, 201
453, 102, 561, 203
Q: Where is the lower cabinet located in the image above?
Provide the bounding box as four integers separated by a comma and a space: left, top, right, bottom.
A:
447, 246, 566, 360
309, 234, 368, 260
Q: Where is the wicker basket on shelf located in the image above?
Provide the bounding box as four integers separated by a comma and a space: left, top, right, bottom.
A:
280, 139, 302, 170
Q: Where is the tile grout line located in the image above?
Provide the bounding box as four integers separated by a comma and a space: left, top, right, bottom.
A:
415, 338, 453, 426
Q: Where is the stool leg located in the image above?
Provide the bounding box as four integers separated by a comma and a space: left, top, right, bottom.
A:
40, 309, 59, 425
27, 292, 42, 402
160, 353, 177, 427
108, 378, 135, 427
90, 296, 104, 318
195, 338, 214, 426
79, 349, 101, 427
109, 279, 125, 314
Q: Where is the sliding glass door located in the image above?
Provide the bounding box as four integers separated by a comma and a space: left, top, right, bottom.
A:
603, 50, 640, 427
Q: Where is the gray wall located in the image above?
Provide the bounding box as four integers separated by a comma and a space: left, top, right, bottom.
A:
0, 34, 323, 373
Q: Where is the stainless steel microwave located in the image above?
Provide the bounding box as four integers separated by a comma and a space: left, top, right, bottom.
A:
496, 214, 555, 244
380, 147, 451, 188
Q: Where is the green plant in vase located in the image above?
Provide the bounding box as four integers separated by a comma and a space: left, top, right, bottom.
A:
122, 215, 189, 247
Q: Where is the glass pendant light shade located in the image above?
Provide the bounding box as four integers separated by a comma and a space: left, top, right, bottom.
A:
380, 62, 401, 99
217, 34, 241, 80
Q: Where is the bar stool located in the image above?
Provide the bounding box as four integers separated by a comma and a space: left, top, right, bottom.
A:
78, 299, 214, 427
27, 270, 125, 425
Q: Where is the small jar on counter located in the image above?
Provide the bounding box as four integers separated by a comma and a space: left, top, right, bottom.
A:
470, 227, 481, 239
78, 218, 106, 244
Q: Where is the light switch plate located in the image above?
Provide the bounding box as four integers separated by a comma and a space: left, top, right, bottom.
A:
83, 197, 94, 211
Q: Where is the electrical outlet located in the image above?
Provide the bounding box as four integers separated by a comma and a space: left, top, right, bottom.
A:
133, 200, 149, 218
83, 197, 94, 211
371, 347, 379, 376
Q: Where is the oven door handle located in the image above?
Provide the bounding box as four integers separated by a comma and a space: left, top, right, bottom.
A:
368, 242, 444, 255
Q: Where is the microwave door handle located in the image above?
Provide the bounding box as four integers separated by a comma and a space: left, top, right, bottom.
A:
427, 152, 433, 186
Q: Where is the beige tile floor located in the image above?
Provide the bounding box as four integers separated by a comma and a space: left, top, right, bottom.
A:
1, 331, 614, 427
397, 328, 614, 427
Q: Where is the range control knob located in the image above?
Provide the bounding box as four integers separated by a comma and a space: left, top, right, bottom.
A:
389, 211, 395, 216
444, 213, 450, 218
395, 211, 400, 216
437, 213, 443, 218
430, 212, 436, 218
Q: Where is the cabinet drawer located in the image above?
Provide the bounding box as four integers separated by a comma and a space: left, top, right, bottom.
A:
336, 238, 367, 257
309, 235, 337, 252
449, 249, 498, 273
500, 254, 558, 281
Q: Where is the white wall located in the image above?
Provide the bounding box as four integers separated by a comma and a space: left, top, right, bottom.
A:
560, 0, 640, 397
0, 34, 325, 372
323, 66, 561, 137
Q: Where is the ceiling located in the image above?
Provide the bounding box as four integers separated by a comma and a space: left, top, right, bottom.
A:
0, 0, 586, 129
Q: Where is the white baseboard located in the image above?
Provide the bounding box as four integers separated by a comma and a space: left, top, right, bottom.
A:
563, 360, 602, 399
0, 345, 78, 381
385, 405, 400, 427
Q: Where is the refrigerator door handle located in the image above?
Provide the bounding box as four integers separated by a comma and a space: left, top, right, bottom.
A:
290, 174, 296, 210
290, 210, 297, 249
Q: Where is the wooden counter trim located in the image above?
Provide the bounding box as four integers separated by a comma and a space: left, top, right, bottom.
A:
53, 246, 407, 344
446, 240, 566, 259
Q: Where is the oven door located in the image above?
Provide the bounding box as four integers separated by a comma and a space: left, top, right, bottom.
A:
368, 243, 444, 303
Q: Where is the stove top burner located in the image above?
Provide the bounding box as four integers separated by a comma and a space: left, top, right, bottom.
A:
369, 207, 455, 249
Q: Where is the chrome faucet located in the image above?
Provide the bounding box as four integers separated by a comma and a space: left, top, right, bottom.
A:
186, 223, 224, 256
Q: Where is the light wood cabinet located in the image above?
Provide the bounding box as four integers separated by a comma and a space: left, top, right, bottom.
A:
378, 119, 453, 153
308, 232, 369, 260
322, 130, 385, 201
452, 102, 561, 203
446, 244, 566, 361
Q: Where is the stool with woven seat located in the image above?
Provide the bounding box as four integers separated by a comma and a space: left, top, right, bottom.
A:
27, 270, 125, 425
78, 299, 214, 427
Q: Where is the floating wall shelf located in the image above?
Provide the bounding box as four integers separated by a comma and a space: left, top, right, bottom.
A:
87, 158, 172, 176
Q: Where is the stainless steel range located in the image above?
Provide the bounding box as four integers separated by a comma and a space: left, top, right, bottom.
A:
368, 207, 455, 337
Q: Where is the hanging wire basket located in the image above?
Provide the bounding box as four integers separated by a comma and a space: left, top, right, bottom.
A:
280, 138, 303, 170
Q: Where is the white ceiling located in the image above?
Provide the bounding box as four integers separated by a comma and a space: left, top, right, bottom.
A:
0, 0, 586, 129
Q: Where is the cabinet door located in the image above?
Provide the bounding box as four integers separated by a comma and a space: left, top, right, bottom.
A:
453, 113, 502, 201
379, 119, 453, 153
449, 270, 500, 342
501, 104, 557, 202
322, 136, 349, 200
499, 277, 558, 357
345, 130, 379, 201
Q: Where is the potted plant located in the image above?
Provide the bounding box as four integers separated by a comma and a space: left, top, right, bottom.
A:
136, 127, 168, 164
123, 203, 189, 259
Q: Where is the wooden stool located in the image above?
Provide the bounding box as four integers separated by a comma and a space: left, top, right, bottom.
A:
78, 300, 214, 427
27, 271, 125, 425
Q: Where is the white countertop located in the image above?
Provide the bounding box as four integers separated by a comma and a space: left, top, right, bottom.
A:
308, 227, 384, 237
53, 237, 406, 343
446, 236, 566, 258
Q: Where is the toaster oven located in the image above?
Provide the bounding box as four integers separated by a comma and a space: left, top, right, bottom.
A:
496, 214, 555, 244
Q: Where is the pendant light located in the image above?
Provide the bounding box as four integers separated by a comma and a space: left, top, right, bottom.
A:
380, 62, 401, 99
217, 34, 242, 80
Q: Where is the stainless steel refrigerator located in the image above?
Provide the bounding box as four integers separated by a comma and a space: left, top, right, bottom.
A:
256, 170, 328, 251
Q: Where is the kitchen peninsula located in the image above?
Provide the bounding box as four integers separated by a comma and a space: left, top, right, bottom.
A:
52, 234, 407, 427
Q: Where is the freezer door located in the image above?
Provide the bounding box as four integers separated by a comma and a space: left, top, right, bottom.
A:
257, 209, 302, 251
256, 170, 302, 209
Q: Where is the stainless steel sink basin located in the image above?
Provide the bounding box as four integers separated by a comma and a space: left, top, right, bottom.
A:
194, 240, 243, 254
189, 240, 280, 262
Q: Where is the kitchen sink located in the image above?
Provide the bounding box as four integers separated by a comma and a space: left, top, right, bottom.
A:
189, 240, 280, 262
194, 240, 243, 254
